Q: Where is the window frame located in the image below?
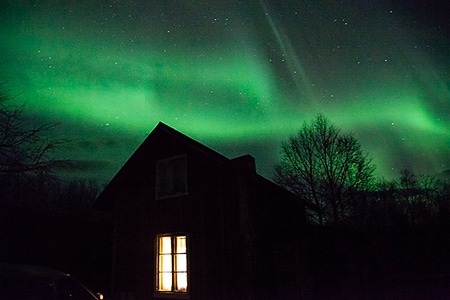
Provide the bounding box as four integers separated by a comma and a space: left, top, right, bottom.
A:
155, 155, 188, 200
155, 233, 189, 299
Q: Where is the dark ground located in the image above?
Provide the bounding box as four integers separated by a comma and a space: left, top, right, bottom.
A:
1, 202, 449, 299
301, 225, 450, 299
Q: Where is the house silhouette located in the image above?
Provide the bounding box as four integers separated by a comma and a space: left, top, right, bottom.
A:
96, 122, 306, 299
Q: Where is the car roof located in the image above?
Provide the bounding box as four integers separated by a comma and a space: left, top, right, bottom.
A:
0, 263, 69, 280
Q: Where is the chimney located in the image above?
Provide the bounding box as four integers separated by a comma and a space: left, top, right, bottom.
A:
231, 154, 256, 172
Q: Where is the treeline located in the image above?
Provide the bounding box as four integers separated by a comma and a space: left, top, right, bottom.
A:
354, 170, 450, 228
0, 174, 108, 222
0, 175, 112, 293
275, 115, 450, 228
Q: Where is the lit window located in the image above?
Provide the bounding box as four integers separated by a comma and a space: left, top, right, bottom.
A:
156, 156, 187, 199
156, 234, 188, 294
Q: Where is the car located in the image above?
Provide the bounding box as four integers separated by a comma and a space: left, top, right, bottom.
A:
0, 263, 104, 300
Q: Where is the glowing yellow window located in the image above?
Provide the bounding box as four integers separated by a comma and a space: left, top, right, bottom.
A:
157, 234, 188, 293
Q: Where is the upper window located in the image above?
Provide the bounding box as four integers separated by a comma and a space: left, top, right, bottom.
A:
156, 234, 188, 295
156, 155, 187, 199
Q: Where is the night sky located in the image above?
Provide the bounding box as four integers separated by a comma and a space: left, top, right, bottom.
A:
1, 0, 449, 182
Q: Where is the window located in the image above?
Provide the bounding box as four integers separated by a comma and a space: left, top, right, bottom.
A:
156, 234, 188, 295
156, 155, 187, 199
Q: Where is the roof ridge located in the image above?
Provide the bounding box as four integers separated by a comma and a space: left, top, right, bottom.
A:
153, 122, 231, 165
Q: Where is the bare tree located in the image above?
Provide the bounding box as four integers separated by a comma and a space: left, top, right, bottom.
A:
274, 115, 375, 225
0, 86, 69, 179
395, 170, 442, 225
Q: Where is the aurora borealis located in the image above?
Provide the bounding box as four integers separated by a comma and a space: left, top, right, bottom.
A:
0, 0, 449, 182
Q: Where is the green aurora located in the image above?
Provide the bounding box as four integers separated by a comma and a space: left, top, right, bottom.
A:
0, 1, 449, 181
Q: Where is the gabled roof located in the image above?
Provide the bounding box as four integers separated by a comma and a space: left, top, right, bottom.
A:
95, 122, 301, 211
95, 122, 230, 210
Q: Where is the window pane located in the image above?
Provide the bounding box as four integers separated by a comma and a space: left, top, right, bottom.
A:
175, 254, 187, 272
157, 156, 187, 198
159, 273, 172, 291
176, 236, 186, 253
159, 236, 171, 254
172, 158, 187, 194
159, 254, 172, 273
175, 273, 187, 292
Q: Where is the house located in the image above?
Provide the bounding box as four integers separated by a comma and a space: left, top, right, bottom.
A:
96, 122, 306, 299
